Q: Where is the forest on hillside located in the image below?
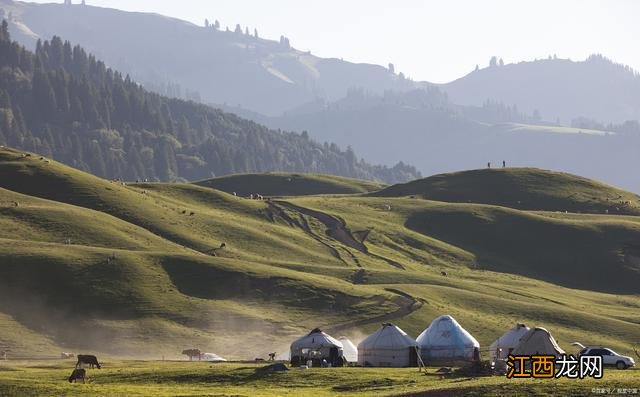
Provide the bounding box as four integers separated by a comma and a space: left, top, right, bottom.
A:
0, 22, 420, 183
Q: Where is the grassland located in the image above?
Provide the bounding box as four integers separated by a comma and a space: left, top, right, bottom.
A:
0, 360, 638, 396
0, 145, 638, 395
196, 172, 386, 197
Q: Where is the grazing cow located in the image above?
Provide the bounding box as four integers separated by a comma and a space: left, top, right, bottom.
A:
182, 349, 202, 361
76, 354, 101, 369
68, 368, 86, 383
61, 352, 75, 359
441, 271, 448, 277
208, 243, 226, 257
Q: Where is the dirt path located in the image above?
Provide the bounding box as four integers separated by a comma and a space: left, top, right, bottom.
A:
265, 201, 351, 265
275, 200, 405, 269
327, 288, 424, 334
275, 201, 368, 252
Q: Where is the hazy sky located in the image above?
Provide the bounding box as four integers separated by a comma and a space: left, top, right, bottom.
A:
28, 0, 640, 83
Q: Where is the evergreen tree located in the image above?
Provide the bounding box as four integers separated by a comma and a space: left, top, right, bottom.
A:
0, 28, 420, 183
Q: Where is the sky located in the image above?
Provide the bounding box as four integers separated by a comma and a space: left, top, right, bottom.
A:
27, 0, 640, 83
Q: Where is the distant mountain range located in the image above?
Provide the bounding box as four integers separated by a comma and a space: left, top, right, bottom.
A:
0, 0, 423, 116
2, 0, 640, 192
4, 0, 640, 125
0, 24, 420, 183
442, 55, 640, 124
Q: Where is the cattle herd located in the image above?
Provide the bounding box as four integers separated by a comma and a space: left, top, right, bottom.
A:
65, 354, 101, 383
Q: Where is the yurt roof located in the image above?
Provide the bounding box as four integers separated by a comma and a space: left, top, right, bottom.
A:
514, 327, 565, 355
416, 315, 479, 348
358, 323, 417, 349
489, 323, 530, 350
291, 328, 343, 349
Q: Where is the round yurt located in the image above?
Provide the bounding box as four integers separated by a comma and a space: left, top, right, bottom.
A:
417, 315, 480, 365
290, 328, 344, 367
489, 323, 530, 363
338, 337, 358, 363
357, 323, 418, 367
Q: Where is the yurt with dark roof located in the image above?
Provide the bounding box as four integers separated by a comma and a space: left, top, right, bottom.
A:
290, 328, 344, 367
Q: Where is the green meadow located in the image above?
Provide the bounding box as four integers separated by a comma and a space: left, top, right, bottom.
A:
0, 146, 638, 395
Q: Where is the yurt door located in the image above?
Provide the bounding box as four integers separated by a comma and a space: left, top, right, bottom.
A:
409, 347, 418, 367
329, 347, 339, 365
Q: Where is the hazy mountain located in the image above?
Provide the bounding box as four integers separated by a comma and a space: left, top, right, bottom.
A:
0, 0, 422, 116
442, 55, 640, 124
0, 24, 420, 183
236, 89, 640, 193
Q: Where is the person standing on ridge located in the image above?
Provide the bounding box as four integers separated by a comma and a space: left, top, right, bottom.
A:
503, 160, 506, 168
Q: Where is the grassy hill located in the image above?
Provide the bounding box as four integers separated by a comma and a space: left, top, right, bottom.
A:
374, 167, 640, 215
0, 146, 638, 365
195, 173, 386, 197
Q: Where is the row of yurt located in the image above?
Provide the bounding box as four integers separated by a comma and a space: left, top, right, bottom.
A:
291, 315, 481, 368
291, 320, 566, 369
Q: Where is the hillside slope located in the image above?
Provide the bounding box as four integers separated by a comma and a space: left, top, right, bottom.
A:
0, 145, 638, 361
374, 168, 640, 215
196, 173, 385, 197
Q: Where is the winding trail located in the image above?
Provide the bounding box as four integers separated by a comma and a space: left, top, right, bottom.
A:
275, 200, 405, 269
327, 288, 425, 334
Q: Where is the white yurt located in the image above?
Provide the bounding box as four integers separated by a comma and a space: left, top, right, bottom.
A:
290, 328, 344, 367
489, 323, 530, 363
357, 323, 418, 367
417, 315, 480, 364
338, 337, 358, 363
511, 327, 566, 357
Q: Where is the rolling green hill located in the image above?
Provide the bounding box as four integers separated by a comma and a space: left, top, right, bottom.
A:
195, 173, 386, 197
0, 146, 638, 363
374, 167, 640, 215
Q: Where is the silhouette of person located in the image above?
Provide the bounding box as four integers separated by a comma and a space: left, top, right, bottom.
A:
487, 162, 491, 169
503, 160, 506, 168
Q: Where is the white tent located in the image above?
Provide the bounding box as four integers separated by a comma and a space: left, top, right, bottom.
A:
489, 323, 530, 363
357, 323, 418, 367
417, 315, 480, 364
511, 327, 565, 357
338, 337, 358, 363
201, 352, 226, 362
290, 328, 344, 366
